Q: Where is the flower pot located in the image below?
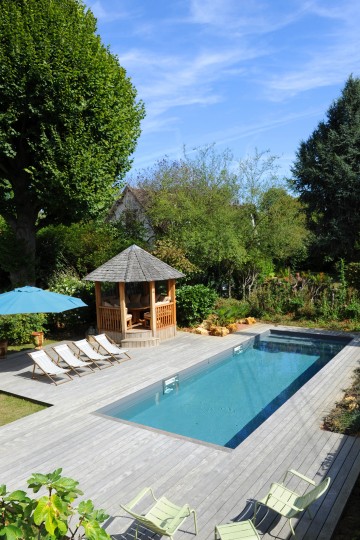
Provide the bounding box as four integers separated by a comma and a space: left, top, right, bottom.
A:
31, 331, 44, 349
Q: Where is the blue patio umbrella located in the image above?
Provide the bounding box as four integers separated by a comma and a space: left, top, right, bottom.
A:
0, 286, 87, 315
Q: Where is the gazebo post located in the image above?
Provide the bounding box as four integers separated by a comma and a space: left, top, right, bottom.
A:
149, 280, 157, 337
118, 282, 127, 336
168, 279, 176, 326
95, 281, 102, 331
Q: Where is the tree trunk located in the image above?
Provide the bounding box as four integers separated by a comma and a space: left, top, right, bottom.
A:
7, 211, 37, 287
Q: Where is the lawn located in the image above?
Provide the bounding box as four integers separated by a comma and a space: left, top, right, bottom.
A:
0, 392, 48, 426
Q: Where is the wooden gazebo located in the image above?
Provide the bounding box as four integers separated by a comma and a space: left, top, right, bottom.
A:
83, 244, 184, 347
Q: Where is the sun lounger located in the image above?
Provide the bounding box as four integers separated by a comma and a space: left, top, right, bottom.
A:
29, 350, 72, 385
72, 339, 114, 368
52, 344, 94, 376
92, 333, 131, 362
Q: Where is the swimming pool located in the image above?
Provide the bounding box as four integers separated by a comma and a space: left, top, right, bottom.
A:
97, 330, 351, 449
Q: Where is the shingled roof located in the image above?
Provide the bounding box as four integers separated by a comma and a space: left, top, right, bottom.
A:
83, 244, 185, 283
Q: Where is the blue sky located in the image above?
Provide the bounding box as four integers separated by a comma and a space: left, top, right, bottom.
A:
87, 0, 360, 178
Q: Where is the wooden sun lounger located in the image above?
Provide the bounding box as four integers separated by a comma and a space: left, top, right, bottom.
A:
28, 350, 72, 385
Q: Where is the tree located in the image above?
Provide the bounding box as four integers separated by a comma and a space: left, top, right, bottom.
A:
132, 145, 308, 296
0, 0, 145, 285
136, 146, 248, 293
291, 76, 360, 263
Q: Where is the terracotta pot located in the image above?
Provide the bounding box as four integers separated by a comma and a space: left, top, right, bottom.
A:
31, 331, 44, 349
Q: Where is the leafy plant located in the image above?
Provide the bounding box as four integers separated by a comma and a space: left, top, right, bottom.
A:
47, 270, 95, 329
0, 468, 110, 540
212, 298, 250, 325
176, 284, 217, 326
0, 314, 47, 345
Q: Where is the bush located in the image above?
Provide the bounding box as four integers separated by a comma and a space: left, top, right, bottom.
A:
342, 299, 360, 321
212, 298, 250, 325
176, 284, 217, 326
47, 271, 96, 330
0, 313, 47, 345
0, 468, 110, 540
346, 262, 360, 290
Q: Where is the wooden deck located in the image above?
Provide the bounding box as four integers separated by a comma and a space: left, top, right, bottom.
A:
0, 324, 359, 540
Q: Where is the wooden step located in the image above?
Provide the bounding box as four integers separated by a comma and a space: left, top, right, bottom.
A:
121, 337, 160, 348
125, 329, 152, 339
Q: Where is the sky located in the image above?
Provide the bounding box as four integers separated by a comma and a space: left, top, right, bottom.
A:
87, 0, 360, 179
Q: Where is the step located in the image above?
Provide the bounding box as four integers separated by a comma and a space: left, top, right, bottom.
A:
125, 329, 152, 339
121, 337, 160, 348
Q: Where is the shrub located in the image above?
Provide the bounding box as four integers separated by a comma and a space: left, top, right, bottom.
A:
346, 262, 360, 290
0, 313, 47, 345
47, 271, 95, 329
212, 298, 250, 325
0, 468, 110, 540
176, 285, 217, 326
342, 299, 360, 321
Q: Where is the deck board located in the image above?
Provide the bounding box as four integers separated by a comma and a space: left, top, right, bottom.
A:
0, 324, 359, 539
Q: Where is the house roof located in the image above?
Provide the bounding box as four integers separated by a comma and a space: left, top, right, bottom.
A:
83, 244, 185, 283
108, 185, 149, 221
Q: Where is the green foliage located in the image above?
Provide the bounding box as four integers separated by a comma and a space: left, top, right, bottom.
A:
134, 146, 308, 294
152, 239, 199, 278
0, 314, 46, 345
139, 146, 246, 279
323, 368, 360, 435
0, 0, 145, 284
0, 469, 110, 540
346, 262, 360, 290
47, 270, 95, 329
291, 76, 360, 262
176, 285, 217, 326
37, 221, 134, 282
212, 298, 250, 325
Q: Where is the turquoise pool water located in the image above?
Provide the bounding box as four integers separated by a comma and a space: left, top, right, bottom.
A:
98, 330, 350, 449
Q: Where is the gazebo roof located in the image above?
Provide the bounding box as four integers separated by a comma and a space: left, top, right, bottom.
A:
83, 244, 185, 283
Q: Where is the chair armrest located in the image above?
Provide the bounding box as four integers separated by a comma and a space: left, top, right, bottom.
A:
123, 487, 157, 510
283, 469, 316, 486
265, 491, 304, 513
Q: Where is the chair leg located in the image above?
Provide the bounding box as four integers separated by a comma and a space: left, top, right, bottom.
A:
192, 509, 198, 535
289, 518, 296, 536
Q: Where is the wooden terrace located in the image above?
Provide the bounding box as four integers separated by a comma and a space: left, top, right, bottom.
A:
0, 324, 359, 539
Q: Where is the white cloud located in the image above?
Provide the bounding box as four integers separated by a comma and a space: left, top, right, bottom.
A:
263, 1, 360, 100
89, 1, 133, 22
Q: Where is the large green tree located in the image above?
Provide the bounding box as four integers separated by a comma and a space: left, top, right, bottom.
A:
133, 146, 308, 296
0, 0, 145, 285
291, 76, 360, 263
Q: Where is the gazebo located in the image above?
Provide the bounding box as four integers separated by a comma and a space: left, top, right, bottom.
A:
83, 244, 185, 347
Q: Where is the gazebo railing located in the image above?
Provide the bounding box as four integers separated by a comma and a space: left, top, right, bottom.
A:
98, 306, 122, 333
155, 302, 175, 329
98, 303, 175, 333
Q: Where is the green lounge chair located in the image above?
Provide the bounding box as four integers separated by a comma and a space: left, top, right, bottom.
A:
253, 469, 331, 536
120, 486, 197, 540
215, 520, 260, 540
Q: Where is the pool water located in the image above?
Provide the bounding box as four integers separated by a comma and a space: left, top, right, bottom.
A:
98, 330, 350, 449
